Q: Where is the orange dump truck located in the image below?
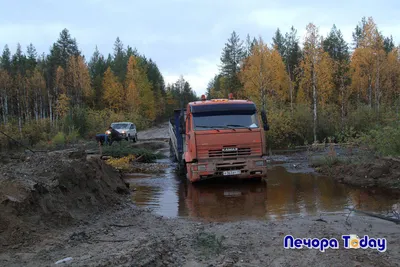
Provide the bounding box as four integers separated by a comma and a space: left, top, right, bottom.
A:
169, 94, 270, 182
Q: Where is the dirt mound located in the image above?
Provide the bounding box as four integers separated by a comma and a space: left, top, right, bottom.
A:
318, 157, 400, 191
0, 150, 129, 248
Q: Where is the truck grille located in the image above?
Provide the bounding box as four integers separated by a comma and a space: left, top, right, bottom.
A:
209, 147, 251, 158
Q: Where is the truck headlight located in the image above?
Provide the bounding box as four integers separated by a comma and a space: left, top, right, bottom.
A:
122, 130, 126, 134
198, 165, 206, 171
105, 130, 111, 135
255, 160, 265, 166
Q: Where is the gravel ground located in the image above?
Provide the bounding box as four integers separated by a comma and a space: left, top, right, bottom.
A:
1, 203, 399, 267
137, 122, 170, 140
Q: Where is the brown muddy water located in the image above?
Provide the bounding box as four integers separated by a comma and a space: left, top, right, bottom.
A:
124, 160, 400, 222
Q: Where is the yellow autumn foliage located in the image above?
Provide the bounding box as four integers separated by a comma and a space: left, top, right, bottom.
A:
106, 154, 136, 171
125, 56, 156, 122
298, 24, 334, 108
103, 67, 124, 112
56, 93, 70, 119
239, 37, 289, 109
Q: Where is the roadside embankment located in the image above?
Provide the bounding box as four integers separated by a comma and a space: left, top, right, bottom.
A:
0, 150, 129, 249
314, 156, 400, 192
269, 143, 400, 192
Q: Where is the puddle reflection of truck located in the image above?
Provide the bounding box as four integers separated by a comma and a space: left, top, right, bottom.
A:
169, 94, 270, 182
184, 182, 267, 221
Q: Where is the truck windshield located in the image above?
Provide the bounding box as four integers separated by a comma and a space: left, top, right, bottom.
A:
193, 113, 259, 130
111, 123, 129, 129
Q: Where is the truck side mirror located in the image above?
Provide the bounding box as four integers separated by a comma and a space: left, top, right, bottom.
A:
261, 110, 269, 131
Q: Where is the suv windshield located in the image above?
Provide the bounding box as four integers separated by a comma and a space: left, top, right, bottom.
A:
193, 113, 259, 130
111, 123, 129, 129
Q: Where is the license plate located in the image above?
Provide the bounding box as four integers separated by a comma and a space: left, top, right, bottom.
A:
223, 170, 241, 176
224, 191, 242, 197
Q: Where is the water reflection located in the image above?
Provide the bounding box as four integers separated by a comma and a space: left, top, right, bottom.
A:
264, 168, 350, 220
183, 180, 267, 222
125, 165, 400, 222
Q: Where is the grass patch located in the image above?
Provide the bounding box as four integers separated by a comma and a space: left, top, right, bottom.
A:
309, 150, 377, 177
132, 141, 166, 150
309, 155, 343, 168
193, 232, 225, 258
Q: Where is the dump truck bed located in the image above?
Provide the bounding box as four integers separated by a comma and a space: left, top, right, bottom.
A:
169, 109, 186, 166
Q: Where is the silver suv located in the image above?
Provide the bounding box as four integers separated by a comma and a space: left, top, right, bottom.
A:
110, 122, 138, 142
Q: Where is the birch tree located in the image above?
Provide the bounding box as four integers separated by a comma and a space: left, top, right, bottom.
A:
299, 23, 334, 143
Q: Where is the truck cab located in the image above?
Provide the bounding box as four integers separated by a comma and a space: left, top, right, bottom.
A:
169, 94, 269, 183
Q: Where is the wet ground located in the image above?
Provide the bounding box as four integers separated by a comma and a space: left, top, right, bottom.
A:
2, 123, 400, 266
125, 157, 400, 223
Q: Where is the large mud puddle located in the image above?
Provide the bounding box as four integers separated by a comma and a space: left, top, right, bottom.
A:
125, 162, 400, 222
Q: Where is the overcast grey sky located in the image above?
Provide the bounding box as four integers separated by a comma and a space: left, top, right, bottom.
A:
1, 0, 399, 95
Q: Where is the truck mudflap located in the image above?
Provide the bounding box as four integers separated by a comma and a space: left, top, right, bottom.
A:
186, 158, 268, 182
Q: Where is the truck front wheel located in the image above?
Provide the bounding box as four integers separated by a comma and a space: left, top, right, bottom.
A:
185, 163, 191, 181
185, 163, 196, 182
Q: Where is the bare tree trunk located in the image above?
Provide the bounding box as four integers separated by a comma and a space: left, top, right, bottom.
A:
0, 96, 5, 125
287, 64, 293, 113
35, 92, 39, 121
368, 75, 372, 108
290, 80, 293, 112
40, 95, 43, 119
41, 93, 45, 119
312, 63, 317, 143
259, 52, 265, 111
341, 79, 345, 131
17, 91, 22, 134
4, 94, 8, 125
375, 64, 380, 113
48, 90, 53, 125
25, 85, 29, 123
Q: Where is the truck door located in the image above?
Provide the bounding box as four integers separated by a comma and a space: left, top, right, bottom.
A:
184, 109, 197, 163
186, 113, 192, 152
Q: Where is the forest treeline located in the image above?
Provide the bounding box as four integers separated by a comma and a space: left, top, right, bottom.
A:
1, 16, 399, 155
208, 16, 400, 154
0, 29, 197, 150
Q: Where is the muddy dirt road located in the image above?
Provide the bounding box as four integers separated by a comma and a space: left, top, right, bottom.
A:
137, 122, 169, 141
2, 203, 399, 267
1, 123, 399, 266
